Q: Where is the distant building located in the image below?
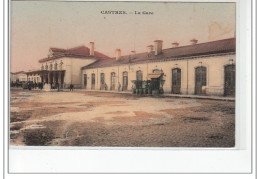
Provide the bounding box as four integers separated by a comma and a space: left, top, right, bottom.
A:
10, 71, 27, 83
26, 43, 111, 88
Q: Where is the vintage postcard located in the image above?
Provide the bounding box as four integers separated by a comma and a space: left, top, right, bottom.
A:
6, 0, 256, 175
9, 1, 236, 148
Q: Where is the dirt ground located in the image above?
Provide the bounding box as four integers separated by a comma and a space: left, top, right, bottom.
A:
9, 88, 235, 147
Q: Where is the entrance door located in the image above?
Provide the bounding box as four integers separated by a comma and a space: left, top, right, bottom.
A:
83, 74, 87, 88
224, 65, 235, 96
100, 73, 105, 90
172, 68, 181, 94
91, 73, 95, 90
195, 66, 207, 95
111, 72, 116, 90
136, 70, 143, 89
122, 72, 128, 91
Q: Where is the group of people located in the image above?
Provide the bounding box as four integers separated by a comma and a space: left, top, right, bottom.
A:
11, 81, 76, 92
25, 82, 44, 90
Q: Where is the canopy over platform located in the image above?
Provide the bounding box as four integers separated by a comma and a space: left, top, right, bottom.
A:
25, 70, 66, 87
25, 70, 65, 76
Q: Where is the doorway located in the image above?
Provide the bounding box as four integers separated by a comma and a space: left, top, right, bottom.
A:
100, 73, 105, 90
91, 73, 95, 90
122, 71, 128, 91
172, 68, 181, 94
195, 66, 207, 95
111, 72, 116, 90
224, 65, 235, 96
83, 74, 87, 88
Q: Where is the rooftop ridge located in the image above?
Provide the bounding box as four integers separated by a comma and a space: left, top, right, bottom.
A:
82, 37, 235, 70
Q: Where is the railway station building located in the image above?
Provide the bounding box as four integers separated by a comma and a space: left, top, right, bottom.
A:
81, 38, 236, 96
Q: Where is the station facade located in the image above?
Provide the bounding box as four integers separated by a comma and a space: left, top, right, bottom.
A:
25, 43, 111, 89
15, 37, 235, 96
81, 38, 236, 96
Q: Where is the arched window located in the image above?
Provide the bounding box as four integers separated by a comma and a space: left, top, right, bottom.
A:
136, 70, 143, 81
172, 68, 181, 94
122, 71, 128, 91
111, 72, 116, 90
91, 73, 95, 90
50, 64, 53, 70
83, 74, 87, 88
41, 65, 44, 70
224, 64, 235, 96
195, 66, 207, 94
100, 73, 106, 90
100, 73, 105, 85
153, 69, 161, 73
45, 64, 48, 70
136, 70, 143, 89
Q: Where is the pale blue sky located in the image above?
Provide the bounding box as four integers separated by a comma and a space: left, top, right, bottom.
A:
11, 1, 235, 72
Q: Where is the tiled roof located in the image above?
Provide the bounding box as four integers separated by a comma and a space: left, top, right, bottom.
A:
82, 38, 236, 70
11, 71, 25, 74
50, 48, 66, 53
39, 46, 111, 63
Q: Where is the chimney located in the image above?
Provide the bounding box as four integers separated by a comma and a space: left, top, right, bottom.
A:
115, 49, 121, 60
172, 42, 179, 48
89, 42, 94, 56
154, 40, 163, 55
190, 38, 198, 45
146, 45, 153, 57
147, 45, 153, 53
129, 50, 136, 61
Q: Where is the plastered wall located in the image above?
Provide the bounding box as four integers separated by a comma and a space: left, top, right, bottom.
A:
82, 53, 235, 96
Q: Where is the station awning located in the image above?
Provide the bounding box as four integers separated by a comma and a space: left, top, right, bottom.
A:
25, 70, 65, 76
147, 73, 163, 79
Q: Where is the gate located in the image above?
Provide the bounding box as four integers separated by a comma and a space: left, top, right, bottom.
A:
224, 65, 235, 96
195, 66, 207, 95
172, 68, 181, 94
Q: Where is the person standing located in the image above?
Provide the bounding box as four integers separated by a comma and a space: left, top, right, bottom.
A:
118, 82, 121, 91
28, 83, 31, 90
57, 83, 60, 92
69, 84, 74, 91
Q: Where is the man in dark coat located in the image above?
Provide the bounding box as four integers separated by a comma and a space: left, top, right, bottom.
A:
69, 84, 74, 91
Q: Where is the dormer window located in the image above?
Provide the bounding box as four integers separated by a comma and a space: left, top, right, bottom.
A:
50, 64, 53, 70
45, 64, 48, 70
41, 65, 44, 70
